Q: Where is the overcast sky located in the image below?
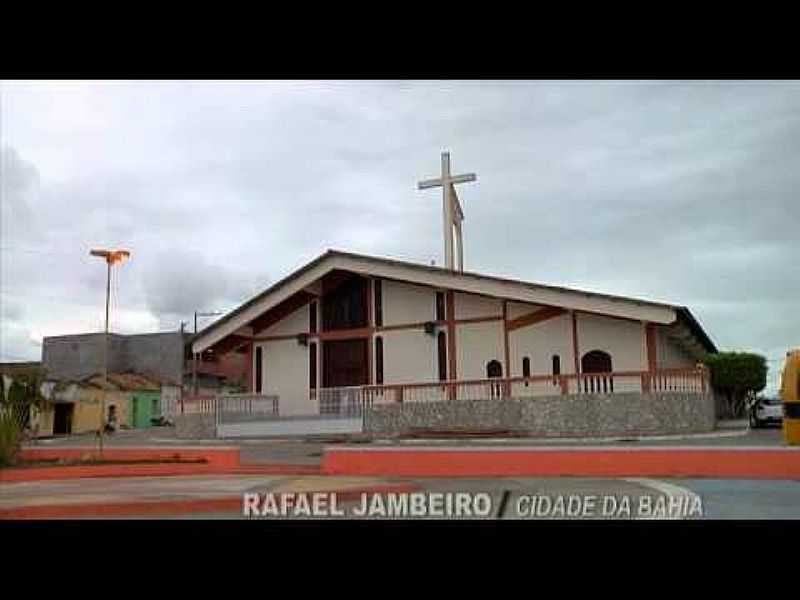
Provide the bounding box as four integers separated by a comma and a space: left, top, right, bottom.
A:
1, 81, 798, 392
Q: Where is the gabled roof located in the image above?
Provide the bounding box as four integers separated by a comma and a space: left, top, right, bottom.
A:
192, 249, 717, 354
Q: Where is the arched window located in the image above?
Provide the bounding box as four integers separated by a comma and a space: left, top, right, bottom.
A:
255, 346, 263, 393
309, 342, 317, 390
486, 360, 503, 398
437, 332, 447, 381
487, 360, 503, 378
522, 357, 531, 378
581, 350, 612, 373
375, 337, 384, 385
580, 350, 613, 394
551, 354, 561, 387
435, 291, 446, 321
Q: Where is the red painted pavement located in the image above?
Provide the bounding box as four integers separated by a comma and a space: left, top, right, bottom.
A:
21, 447, 241, 468
2, 447, 319, 482
0, 462, 320, 482
321, 447, 800, 479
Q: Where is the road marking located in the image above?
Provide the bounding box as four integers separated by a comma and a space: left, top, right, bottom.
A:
624, 478, 703, 520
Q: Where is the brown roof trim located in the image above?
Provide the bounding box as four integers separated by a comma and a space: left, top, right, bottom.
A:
676, 307, 718, 354
196, 248, 707, 345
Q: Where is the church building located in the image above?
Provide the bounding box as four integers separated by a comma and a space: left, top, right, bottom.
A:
191, 153, 716, 418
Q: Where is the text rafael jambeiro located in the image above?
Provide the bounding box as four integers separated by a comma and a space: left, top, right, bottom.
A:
242, 492, 493, 518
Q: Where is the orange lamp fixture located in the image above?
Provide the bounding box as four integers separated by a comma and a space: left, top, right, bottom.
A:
90, 249, 131, 264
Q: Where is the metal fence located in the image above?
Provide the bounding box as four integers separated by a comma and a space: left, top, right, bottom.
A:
215, 393, 280, 424
317, 386, 373, 417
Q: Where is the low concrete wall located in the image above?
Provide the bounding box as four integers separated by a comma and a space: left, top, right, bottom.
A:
175, 414, 217, 439
218, 417, 362, 439
364, 392, 715, 437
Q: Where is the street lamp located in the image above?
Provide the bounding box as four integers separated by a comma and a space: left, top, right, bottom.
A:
192, 310, 223, 397
89, 248, 130, 456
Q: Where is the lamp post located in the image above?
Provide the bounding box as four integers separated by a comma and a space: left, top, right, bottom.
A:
89, 248, 130, 456
192, 310, 222, 397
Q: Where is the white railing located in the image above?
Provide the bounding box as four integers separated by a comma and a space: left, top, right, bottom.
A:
216, 393, 279, 424
317, 386, 371, 418
181, 368, 709, 420
358, 367, 709, 404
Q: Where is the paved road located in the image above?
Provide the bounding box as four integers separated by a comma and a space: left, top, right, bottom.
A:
15, 424, 795, 520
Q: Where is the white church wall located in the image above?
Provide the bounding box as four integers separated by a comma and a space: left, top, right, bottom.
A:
456, 321, 505, 380
454, 292, 503, 320
508, 313, 574, 376
378, 329, 438, 385
381, 280, 435, 326
657, 329, 696, 369
577, 313, 645, 372
506, 301, 546, 321
260, 303, 310, 337
258, 339, 312, 417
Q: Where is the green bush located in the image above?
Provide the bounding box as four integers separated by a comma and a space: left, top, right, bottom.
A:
701, 351, 768, 418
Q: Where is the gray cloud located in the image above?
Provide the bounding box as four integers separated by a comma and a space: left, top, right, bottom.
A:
1, 81, 798, 391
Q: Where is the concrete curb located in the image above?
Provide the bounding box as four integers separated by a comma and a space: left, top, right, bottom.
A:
322, 447, 800, 479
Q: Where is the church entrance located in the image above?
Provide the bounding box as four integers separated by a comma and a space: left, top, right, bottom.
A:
321, 339, 368, 415
323, 339, 369, 388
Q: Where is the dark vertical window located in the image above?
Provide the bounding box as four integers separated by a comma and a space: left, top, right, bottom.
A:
375, 337, 384, 385
437, 331, 447, 381
436, 292, 446, 321
255, 347, 263, 393
374, 280, 383, 327
309, 302, 317, 334
522, 357, 531, 378
487, 360, 503, 378
552, 355, 561, 376
322, 276, 368, 331
309, 343, 317, 389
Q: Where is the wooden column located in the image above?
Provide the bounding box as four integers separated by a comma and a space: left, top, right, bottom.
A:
446, 291, 457, 399
503, 301, 510, 379
643, 322, 657, 393
571, 311, 580, 375
645, 322, 658, 372
571, 311, 580, 394
366, 279, 374, 385
244, 341, 254, 393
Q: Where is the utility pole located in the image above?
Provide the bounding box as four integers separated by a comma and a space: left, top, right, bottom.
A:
90, 248, 130, 456
192, 310, 222, 396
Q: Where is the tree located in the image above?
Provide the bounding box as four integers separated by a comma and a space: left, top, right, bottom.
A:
0, 369, 45, 466
701, 352, 767, 418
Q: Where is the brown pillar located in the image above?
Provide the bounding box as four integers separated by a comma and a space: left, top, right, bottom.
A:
366, 279, 373, 385
643, 322, 657, 394
503, 300, 510, 379
244, 341, 254, 393
571, 311, 580, 375
645, 323, 657, 372
446, 291, 457, 399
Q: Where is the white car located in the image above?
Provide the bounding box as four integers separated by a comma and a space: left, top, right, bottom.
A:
750, 397, 783, 428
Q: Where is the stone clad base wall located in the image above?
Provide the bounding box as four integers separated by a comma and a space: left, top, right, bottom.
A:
364, 392, 716, 437
175, 414, 217, 439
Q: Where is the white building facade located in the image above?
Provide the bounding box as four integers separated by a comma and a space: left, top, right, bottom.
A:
191, 250, 715, 417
